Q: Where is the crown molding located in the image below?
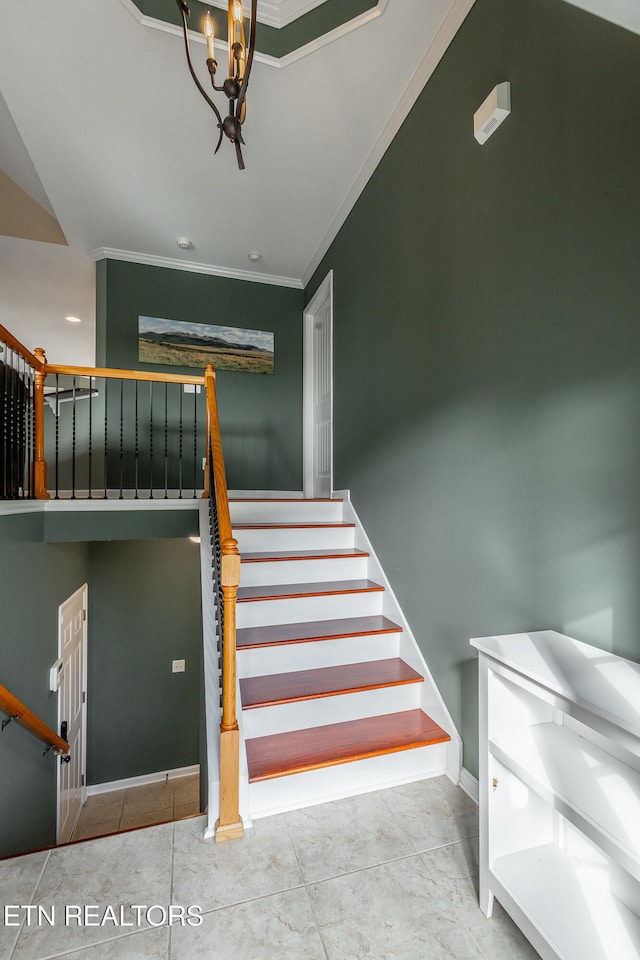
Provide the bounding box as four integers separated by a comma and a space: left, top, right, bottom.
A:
206, 0, 330, 29
278, 0, 387, 68
301, 0, 477, 287
116, 0, 387, 67
88, 247, 304, 289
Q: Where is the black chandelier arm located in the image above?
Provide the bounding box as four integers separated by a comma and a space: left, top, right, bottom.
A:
235, 139, 245, 171
235, 0, 257, 125
177, 4, 224, 130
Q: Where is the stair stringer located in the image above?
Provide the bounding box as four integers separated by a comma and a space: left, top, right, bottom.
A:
337, 490, 462, 786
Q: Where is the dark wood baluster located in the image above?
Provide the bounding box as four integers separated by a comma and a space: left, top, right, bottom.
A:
149, 381, 154, 499
71, 376, 77, 499
103, 378, 108, 499
134, 379, 139, 499
88, 376, 93, 499
55, 374, 59, 500
119, 379, 124, 499
164, 382, 169, 499
179, 386, 184, 499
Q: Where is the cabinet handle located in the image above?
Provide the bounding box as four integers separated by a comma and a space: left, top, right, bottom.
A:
492, 777, 499, 791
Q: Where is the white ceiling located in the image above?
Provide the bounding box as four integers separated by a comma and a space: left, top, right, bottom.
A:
0, 0, 636, 364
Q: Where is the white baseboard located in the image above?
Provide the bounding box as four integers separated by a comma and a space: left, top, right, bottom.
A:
87, 764, 199, 796
459, 767, 479, 804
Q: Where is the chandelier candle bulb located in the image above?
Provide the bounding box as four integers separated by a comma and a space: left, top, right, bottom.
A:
203, 12, 215, 61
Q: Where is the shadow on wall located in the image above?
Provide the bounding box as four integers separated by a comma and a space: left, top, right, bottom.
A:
223, 424, 300, 491
339, 368, 640, 779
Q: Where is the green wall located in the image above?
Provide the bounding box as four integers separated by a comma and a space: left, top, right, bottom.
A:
86, 539, 202, 785
44, 508, 199, 543
0, 512, 89, 857
307, 0, 640, 779
97, 260, 304, 491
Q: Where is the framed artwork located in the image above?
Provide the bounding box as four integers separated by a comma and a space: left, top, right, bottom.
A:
138, 316, 274, 374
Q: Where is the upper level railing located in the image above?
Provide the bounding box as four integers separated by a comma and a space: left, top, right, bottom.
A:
1, 326, 208, 501
0, 683, 70, 757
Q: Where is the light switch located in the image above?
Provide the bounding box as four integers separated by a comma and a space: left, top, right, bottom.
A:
172, 659, 186, 673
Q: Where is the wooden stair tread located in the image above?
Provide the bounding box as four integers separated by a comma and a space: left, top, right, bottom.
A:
236, 615, 402, 649
233, 522, 355, 530
242, 548, 369, 563
240, 658, 422, 709
246, 709, 450, 782
237, 579, 383, 602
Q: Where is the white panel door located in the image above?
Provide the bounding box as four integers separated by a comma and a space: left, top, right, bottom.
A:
57, 584, 87, 844
304, 272, 333, 498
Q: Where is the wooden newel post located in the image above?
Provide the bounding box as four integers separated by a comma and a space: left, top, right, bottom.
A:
32, 348, 50, 500
215, 536, 244, 842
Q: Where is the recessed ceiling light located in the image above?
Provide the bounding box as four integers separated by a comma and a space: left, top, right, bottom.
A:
177, 237, 194, 251
248, 252, 262, 263
65, 316, 82, 323
189, 536, 201, 544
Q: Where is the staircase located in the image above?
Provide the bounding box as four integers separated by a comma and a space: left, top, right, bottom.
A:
226, 494, 460, 821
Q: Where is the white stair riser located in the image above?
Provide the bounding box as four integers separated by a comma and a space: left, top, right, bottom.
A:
248, 744, 450, 819
239, 555, 368, 587
237, 632, 401, 677
242, 682, 422, 738
237, 590, 384, 629
234, 526, 355, 553
230, 501, 343, 524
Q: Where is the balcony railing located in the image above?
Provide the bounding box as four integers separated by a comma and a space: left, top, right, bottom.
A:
1, 326, 208, 501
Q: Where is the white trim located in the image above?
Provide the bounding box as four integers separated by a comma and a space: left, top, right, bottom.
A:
0, 501, 43, 516
458, 766, 479, 804
57, 583, 89, 844
115, 0, 388, 68
303, 270, 333, 498
44, 496, 200, 512
301, 0, 477, 286
207, 0, 331, 30
89, 247, 303, 289
276, 0, 388, 68
87, 764, 200, 796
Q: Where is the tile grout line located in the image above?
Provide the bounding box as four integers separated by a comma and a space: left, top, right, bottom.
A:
8, 848, 51, 960
302, 883, 330, 960
297, 833, 480, 890
168, 819, 176, 960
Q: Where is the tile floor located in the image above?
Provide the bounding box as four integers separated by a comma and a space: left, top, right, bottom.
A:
70, 775, 201, 841
1, 776, 541, 960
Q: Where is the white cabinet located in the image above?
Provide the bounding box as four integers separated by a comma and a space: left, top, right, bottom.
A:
471, 630, 640, 960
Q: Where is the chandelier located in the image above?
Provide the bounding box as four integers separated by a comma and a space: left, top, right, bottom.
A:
176, 1, 258, 170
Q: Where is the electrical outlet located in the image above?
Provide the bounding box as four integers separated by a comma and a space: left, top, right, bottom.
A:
172, 659, 186, 673
183, 384, 201, 394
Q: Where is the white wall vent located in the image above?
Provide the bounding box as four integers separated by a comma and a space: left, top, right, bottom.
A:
474, 82, 511, 145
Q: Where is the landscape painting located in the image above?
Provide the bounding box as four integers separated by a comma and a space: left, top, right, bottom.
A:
138, 316, 274, 374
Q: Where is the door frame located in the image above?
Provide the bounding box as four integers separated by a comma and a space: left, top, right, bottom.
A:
303, 270, 334, 498
56, 583, 88, 844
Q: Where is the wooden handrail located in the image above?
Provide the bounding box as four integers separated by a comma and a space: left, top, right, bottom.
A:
45, 363, 206, 386
203, 365, 231, 535
0, 324, 44, 372
203, 364, 244, 842
0, 683, 69, 755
